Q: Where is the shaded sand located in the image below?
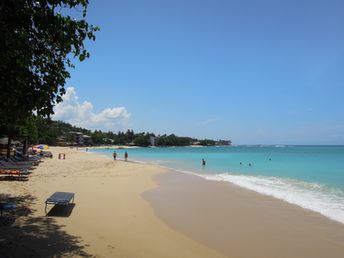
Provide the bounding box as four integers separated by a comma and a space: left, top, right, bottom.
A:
0, 147, 225, 257
143, 172, 344, 258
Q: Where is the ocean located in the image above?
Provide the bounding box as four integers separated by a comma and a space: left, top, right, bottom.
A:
91, 145, 344, 224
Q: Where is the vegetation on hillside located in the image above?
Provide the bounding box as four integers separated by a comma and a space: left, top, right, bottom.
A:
29, 118, 231, 147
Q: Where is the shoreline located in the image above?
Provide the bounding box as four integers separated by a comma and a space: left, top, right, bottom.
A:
90, 148, 344, 257
143, 171, 344, 258
89, 147, 344, 225
78, 144, 221, 150
1, 147, 344, 257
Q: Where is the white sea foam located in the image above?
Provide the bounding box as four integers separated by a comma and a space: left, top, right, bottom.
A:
274, 144, 286, 148
203, 173, 344, 224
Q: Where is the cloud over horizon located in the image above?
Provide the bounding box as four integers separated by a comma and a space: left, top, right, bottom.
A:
53, 87, 131, 131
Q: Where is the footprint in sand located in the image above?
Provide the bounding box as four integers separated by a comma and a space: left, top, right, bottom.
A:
107, 244, 116, 249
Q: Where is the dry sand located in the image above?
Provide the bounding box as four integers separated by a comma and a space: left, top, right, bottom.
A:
0, 147, 225, 257
1, 147, 344, 258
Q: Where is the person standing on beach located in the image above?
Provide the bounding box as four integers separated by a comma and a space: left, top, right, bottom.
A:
124, 151, 128, 161
113, 151, 117, 160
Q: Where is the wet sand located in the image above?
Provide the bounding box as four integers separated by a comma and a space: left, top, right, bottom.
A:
143, 172, 344, 258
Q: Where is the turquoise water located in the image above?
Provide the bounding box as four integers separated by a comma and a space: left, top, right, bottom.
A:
92, 146, 344, 224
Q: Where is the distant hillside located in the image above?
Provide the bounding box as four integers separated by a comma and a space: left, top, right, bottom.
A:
32, 118, 231, 147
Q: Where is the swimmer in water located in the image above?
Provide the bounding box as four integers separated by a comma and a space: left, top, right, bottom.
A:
202, 158, 206, 166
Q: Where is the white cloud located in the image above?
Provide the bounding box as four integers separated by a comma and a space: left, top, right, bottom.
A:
53, 87, 131, 130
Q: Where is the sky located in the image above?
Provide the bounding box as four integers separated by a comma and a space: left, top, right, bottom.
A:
53, 0, 344, 145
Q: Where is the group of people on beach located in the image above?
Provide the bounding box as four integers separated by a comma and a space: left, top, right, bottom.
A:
113, 151, 128, 161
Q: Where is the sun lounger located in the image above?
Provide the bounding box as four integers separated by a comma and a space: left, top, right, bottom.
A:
0, 202, 16, 216
7, 157, 38, 166
0, 170, 22, 175
0, 160, 34, 170
0, 175, 29, 181
15, 151, 42, 161
45, 192, 75, 213
0, 169, 31, 175
41, 151, 53, 158
0, 169, 30, 181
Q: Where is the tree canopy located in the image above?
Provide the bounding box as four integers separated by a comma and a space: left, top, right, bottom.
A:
0, 0, 98, 136
26, 118, 231, 147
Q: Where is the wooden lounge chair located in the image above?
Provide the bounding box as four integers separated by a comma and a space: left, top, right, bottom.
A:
45, 192, 75, 213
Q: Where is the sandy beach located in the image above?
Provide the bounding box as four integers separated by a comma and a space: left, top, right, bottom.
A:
144, 172, 344, 258
0, 147, 224, 257
1, 147, 344, 257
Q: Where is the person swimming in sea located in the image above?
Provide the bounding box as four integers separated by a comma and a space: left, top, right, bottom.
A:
202, 158, 206, 166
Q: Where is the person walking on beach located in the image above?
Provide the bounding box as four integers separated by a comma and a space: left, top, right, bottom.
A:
113, 151, 117, 160
124, 151, 128, 161
202, 158, 206, 166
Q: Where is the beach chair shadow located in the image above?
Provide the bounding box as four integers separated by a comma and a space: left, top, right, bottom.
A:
0, 202, 17, 226
0, 176, 29, 181
0, 216, 16, 226
0, 193, 90, 257
46, 203, 75, 217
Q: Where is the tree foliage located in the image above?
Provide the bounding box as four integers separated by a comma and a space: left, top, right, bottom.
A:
199, 139, 216, 146
156, 134, 194, 146
27, 119, 231, 147
133, 133, 151, 147
0, 0, 98, 136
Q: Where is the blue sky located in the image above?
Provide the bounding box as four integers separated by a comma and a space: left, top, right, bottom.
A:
55, 0, 344, 144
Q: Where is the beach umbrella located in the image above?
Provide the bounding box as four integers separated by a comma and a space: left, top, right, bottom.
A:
34, 144, 43, 149
34, 144, 48, 149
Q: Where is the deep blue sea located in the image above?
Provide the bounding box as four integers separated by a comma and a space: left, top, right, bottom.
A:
91, 145, 344, 224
